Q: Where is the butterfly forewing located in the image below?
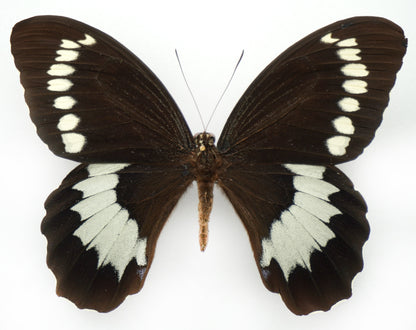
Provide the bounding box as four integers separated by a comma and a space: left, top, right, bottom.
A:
218, 16, 406, 165
11, 15, 193, 163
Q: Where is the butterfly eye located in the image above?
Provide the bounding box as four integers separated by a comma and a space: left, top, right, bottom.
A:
193, 136, 199, 146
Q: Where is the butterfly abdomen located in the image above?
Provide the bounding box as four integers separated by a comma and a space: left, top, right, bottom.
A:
197, 180, 214, 251
190, 132, 224, 251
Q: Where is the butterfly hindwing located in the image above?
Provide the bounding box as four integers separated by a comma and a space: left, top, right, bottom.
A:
218, 16, 406, 165
219, 163, 368, 315
11, 15, 193, 163
41, 162, 193, 312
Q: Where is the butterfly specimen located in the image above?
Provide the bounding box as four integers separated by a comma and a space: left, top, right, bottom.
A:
11, 15, 406, 315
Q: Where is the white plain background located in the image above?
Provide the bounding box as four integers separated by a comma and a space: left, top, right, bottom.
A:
1, 0, 415, 329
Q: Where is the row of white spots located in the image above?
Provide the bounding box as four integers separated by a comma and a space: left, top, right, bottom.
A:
260, 164, 340, 281
46, 33, 96, 153
320, 33, 369, 156
71, 163, 148, 280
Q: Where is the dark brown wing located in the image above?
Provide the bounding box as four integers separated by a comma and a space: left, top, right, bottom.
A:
41, 162, 193, 312
218, 163, 368, 315
11, 15, 193, 163
218, 16, 406, 165
11, 15, 198, 311
217, 17, 406, 314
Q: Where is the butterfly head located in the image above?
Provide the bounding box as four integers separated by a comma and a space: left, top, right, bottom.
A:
193, 132, 215, 153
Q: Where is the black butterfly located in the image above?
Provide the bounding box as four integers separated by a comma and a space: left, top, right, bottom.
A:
11, 15, 406, 315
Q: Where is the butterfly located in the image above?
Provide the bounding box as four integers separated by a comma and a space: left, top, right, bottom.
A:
11, 15, 406, 315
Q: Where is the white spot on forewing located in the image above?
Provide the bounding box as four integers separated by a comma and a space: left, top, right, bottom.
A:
55, 49, 79, 62
71, 190, 117, 220
78, 34, 96, 46
342, 79, 368, 94
338, 97, 360, 112
293, 176, 340, 201
73, 174, 120, 198
61, 132, 86, 153
53, 96, 77, 110
294, 191, 341, 223
47, 64, 75, 76
283, 164, 325, 179
341, 63, 369, 77
74, 203, 122, 245
337, 48, 361, 61
87, 163, 130, 176
321, 33, 339, 44
337, 38, 357, 47
57, 114, 80, 131
326, 135, 351, 156
333, 116, 355, 135
60, 39, 80, 49
47, 79, 73, 92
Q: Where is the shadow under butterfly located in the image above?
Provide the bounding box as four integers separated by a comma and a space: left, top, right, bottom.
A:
10, 15, 406, 315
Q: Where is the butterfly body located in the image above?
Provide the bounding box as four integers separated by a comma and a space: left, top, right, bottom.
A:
11, 15, 406, 314
190, 132, 223, 251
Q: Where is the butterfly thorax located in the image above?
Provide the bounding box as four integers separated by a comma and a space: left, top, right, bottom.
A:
190, 132, 223, 251
191, 132, 222, 179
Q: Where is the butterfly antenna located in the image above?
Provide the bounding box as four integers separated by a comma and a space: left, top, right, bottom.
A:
205, 50, 244, 130
175, 49, 206, 131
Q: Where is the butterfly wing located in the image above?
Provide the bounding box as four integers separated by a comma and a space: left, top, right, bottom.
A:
219, 163, 368, 315
11, 16, 196, 311
217, 17, 406, 314
11, 15, 193, 163
42, 163, 193, 312
218, 16, 406, 165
